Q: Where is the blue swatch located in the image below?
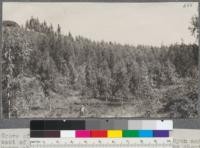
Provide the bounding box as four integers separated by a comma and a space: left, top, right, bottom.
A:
139, 130, 153, 137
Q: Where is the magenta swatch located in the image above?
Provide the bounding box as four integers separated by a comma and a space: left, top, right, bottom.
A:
76, 130, 91, 138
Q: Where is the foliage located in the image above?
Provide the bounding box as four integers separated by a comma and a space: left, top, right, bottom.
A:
189, 15, 199, 40
2, 18, 199, 118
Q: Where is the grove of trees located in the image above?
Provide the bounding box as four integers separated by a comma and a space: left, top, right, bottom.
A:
2, 17, 199, 118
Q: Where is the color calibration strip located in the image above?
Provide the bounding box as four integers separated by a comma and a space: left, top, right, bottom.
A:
30, 120, 173, 130
30, 120, 172, 138
31, 130, 170, 138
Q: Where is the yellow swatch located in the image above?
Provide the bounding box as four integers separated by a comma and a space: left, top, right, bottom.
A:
107, 130, 122, 138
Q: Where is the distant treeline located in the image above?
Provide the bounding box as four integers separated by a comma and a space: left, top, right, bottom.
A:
2, 17, 199, 118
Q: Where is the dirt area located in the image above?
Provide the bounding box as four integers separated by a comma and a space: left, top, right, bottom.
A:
18, 89, 167, 118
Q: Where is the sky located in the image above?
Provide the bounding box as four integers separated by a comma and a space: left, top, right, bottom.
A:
3, 2, 199, 46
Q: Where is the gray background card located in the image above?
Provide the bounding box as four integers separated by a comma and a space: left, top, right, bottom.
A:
0, 0, 200, 129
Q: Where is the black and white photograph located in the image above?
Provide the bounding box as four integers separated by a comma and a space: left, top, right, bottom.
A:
2, 2, 199, 118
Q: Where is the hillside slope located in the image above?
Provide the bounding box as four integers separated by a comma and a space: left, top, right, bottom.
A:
2, 19, 199, 118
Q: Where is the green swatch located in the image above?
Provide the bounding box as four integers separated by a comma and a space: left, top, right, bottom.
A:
123, 130, 139, 137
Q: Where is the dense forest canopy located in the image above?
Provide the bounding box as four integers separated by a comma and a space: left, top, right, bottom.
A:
2, 17, 199, 118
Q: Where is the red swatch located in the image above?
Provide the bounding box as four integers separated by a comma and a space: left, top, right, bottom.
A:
91, 130, 107, 138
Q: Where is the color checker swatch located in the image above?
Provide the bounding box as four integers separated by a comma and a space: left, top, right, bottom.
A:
31, 130, 169, 138
30, 120, 171, 138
